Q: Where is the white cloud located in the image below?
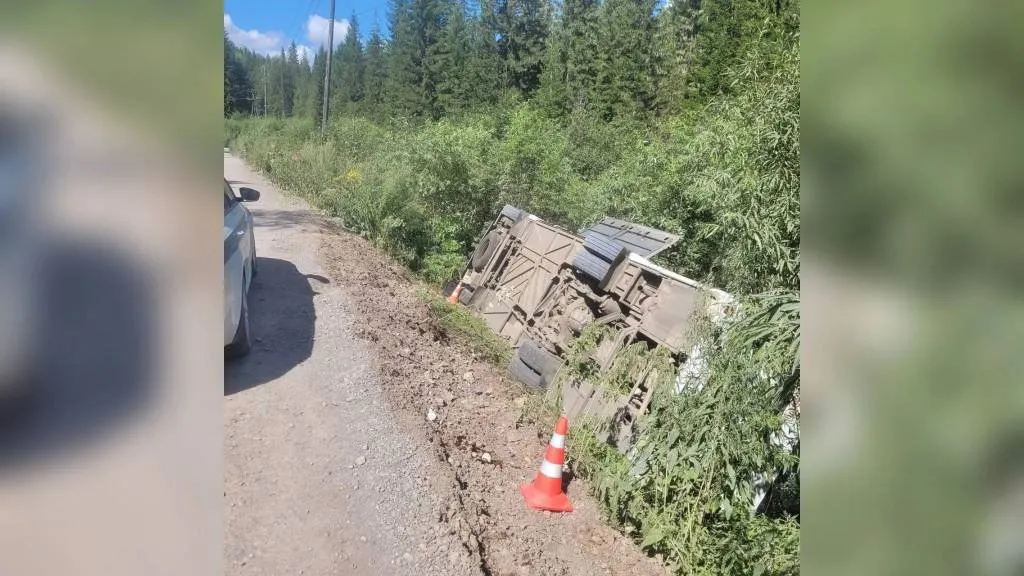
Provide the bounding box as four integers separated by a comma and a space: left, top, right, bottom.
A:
296, 45, 316, 67
224, 13, 287, 56
224, 12, 331, 65
306, 15, 350, 48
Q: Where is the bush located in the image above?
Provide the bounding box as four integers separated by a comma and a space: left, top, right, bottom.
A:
494, 106, 578, 224
566, 295, 800, 575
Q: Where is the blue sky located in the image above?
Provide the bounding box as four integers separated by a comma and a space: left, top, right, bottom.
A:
224, 0, 388, 62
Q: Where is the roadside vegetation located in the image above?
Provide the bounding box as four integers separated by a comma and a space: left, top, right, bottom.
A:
225, 0, 799, 572
417, 287, 513, 366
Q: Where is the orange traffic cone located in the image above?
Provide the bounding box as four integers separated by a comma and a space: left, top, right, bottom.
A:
447, 282, 463, 305
520, 415, 573, 513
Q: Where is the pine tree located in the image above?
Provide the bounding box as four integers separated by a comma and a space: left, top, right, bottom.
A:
384, 0, 449, 118
332, 13, 365, 116
362, 29, 388, 118
224, 32, 254, 116
293, 48, 316, 118
535, 0, 599, 116
653, 0, 700, 114
535, 17, 569, 116
284, 42, 300, 116
263, 50, 296, 117
495, 0, 550, 96
262, 56, 281, 116
594, 0, 657, 119
564, 0, 600, 109
307, 46, 327, 122
385, 0, 425, 117
413, 0, 448, 117
232, 46, 266, 115
431, 0, 470, 117
686, 0, 779, 102
465, 0, 503, 107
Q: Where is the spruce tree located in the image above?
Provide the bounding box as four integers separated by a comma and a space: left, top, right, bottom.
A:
563, 0, 600, 110
412, 0, 448, 117
231, 46, 266, 114
285, 42, 300, 116
385, 0, 425, 117
465, 0, 503, 107
273, 47, 293, 116
309, 46, 328, 122
262, 55, 281, 116
535, 17, 569, 116
594, 0, 657, 119
653, 0, 700, 114
224, 32, 254, 116
494, 0, 550, 96
333, 13, 365, 115
431, 0, 471, 117
293, 48, 316, 118
686, 0, 779, 101
536, 0, 600, 116
362, 29, 388, 119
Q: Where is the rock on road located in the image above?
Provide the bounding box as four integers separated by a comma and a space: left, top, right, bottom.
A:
224, 152, 479, 576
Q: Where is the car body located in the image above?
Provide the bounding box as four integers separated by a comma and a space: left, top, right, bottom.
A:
223, 179, 259, 357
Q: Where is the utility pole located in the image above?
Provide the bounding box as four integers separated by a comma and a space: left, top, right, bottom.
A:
321, 0, 336, 135
263, 64, 268, 116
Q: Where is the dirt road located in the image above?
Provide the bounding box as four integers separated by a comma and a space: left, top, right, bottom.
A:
224, 152, 667, 576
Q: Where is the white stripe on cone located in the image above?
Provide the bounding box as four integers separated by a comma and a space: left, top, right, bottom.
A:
550, 433, 566, 449
540, 459, 563, 479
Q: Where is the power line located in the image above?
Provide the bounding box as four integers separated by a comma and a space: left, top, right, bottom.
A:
289, 0, 322, 55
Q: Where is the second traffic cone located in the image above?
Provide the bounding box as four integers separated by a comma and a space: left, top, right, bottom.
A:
520, 415, 573, 513
447, 282, 463, 305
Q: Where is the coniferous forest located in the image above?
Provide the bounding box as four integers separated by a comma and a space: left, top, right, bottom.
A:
226, 1, 800, 572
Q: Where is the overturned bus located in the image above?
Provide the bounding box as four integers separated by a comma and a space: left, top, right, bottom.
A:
450, 205, 736, 450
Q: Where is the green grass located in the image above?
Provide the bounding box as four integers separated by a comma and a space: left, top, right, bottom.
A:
416, 286, 513, 366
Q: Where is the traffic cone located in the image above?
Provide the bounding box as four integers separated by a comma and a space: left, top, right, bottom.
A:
447, 282, 463, 305
520, 415, 573, 513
